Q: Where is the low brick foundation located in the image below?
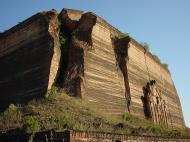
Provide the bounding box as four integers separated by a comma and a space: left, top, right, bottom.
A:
0, 130, 190, 142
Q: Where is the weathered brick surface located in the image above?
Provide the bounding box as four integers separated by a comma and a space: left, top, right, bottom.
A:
0, 8, 185, 129
0, 10, 60, 108
1, 130, 190, 142
68, 130, 190, 142
127, 39, 185, 128
61, 9, 185, 129
82, 17, 128, 114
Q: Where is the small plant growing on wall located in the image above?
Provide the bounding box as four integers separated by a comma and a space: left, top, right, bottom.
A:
162, 63, 169, 71
140, 42, 170, 72
58, 20, 68, 47
152, 54, 161, 63
141, 42, 150, 52
119, 32, 129, 39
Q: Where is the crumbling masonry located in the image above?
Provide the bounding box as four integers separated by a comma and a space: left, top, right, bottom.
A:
0, 8, 185, 129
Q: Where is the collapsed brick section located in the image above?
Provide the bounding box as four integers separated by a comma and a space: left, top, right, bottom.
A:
142, 80, 170, 127
114, 37, 131, 112
58, 10, 97, 97
0, 8, 186, 129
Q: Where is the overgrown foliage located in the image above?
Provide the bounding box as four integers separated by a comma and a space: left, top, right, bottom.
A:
152, 54, 161, 63
0, 104, 22, 130
59, 33, 68, 46
141, 42, 150, 52
0, 87, 189, 138
162, 63, 169, 70
58, 20, 68, 46
118, 32, 129, 39
23, 117, 40, 133
152, 54, 169, 71
140, 42, 169, 71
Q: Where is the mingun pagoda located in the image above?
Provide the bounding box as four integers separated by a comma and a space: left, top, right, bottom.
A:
0, 8, 185, 129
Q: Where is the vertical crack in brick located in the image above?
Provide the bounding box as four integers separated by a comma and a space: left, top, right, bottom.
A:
58, 10, 97, 97
113, 37, 131, 112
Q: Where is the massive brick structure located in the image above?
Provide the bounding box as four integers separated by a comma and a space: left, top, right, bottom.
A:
0, 8, 185, 129
0, 10, 61, 107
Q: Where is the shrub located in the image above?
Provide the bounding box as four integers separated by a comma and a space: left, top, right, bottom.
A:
58, 20, 68, 46
141, 42, 150, 51
23, 117, 40, 133
162, 63, 169, 70
0, 104, 22, 129
141, 42, 170, 72
59, 33, 67, 46
48, 86, 61, 97
152, 54, 161, 63
8, 104, 18, 111
119, 32, 129, 39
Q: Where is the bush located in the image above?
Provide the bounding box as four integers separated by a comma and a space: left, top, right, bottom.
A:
8, 104, 18, 111
141, 42, 170, 72
141, 42, 150, 51
59, 33, 67, 46
48, 86, 61, 97
23, 117, 40, 133
152, 54, 161, 63
119, 32, 129, 39
162, 63, 169, 70
0, 104, 22, 129
58, 20, 68, 46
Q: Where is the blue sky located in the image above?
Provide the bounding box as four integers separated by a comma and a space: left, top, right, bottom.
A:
1, 0, 190, 127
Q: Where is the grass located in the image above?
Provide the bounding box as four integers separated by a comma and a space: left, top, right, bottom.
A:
0, 87, 189, 138
0, 104, 22, 130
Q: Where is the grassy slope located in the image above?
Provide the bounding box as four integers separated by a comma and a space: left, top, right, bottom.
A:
0, 87, 189, 138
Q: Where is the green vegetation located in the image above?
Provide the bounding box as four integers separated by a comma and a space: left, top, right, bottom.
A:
141, 42, 150, 52
58, 20, 68, 46
59, 32, 67, 46
162, 63, 169, 70
23, 117, 40, 133
152, 54, 169, 71
117, 32, 169, 72
140, 41, 169, 71
0, 104, 22, 129
0, 87, 189, 138
152, 54, 161, 63
118, 32, 129, 39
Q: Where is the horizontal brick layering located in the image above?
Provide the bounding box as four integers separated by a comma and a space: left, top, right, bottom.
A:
0, 8, 185, 129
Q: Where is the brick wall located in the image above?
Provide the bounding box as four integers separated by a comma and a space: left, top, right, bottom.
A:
0, 10, 61, 108
1, 130, 189, 142
0, 8, 185, 129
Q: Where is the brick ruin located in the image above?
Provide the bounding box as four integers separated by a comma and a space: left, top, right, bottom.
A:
0, 8, 185, 129
143, 80, 169, 126
1, 130, 190, 142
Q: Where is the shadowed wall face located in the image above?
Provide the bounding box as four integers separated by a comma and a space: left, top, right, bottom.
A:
0, 11, 60, 108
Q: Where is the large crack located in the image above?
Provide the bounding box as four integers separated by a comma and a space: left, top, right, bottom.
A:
113, 37, 131, 112
57, 9, 97, 97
